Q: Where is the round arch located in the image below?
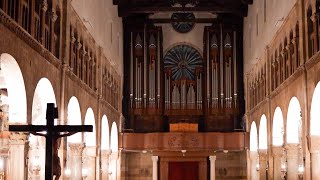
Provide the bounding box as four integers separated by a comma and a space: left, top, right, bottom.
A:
272, 107, 284, 146
310, 82, 320, 135
67, 96, 82, 143
101, 115, 110, 150
84, 108, 96, 146
286, 97, 302, 144
0, 53, 27, 123
250, 121, 258, 152
29, 78, 57, 179
110, 122, 118, 152
259, 114, 268, 150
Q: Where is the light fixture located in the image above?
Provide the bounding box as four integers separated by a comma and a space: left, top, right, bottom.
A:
32, 155, 41, 173
82, 168, 88, 179
181, 149, 186, 156
256, 163, 260, 171
142, 150, 147, 154
64, 168, 71, 177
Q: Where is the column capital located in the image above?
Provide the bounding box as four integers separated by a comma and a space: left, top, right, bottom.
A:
68, 143, 85, 156
307, 135, 320, 153
209, 155, 216, 161
249, 151, 258, 161
152, 156, 159, 162
285, 143, 299, 158
84, 146, 96, 157
258, 151, 268, 161
9, 132, 28, 145
272, 146, 284, 157
101, 149, 112, 157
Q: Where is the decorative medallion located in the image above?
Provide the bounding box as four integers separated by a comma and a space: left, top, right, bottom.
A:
171, 13, 195, 33
164, 45, 202, 80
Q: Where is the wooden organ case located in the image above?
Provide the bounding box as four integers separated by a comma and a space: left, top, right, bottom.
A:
123, 22, 244, 132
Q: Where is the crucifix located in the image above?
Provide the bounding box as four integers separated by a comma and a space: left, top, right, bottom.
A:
9, 103, 93, 180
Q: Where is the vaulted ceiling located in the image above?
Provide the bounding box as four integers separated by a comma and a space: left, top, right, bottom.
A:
113, 0, 253, 17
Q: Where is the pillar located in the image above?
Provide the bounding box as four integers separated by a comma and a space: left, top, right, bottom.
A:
259, 151, 267, 180
83, 146, 96, 180
209, 155, 216, 180
286, 144, 299, 180
110, 152, 118, 180
308, 135, 320, 180
272, 146, 283, 180
68, 143, 85, 180
8, 132, 27, 180
152, 156, 158, 180
250, 151, 259, 180
101, 150, 111, 180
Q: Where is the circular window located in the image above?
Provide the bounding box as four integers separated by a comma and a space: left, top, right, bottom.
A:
164, 45, 202, 80
171, 13, 195, 33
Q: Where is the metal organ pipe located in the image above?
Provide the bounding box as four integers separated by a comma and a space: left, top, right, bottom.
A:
143, 28, 147, 107
233, 31, 237, 107
220, 24, 224, 107
207, 31, 210, 107
157, 32, 161, 108
130, 32, 133, 108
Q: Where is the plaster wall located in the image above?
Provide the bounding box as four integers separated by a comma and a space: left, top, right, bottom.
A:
243, 0, 296, 73
71, 0, 123, 74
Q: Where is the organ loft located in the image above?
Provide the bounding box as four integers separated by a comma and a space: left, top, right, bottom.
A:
0, 0, 320, 179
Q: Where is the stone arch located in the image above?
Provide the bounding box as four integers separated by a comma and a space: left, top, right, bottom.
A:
67, 96, 82, 143
101, 115, 110, 150
250, 121, 258, 152
110, 121, 118, 152
0, 53, 27, 123
259, 114, 268, 150
84, 107, 96, 146
29, 77, 57, 179
272, 107, 284, 146
286, 97, 302, 144
310, 82, 320, 135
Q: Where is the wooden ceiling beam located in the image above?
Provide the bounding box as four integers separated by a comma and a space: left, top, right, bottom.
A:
118, 6, 246, 17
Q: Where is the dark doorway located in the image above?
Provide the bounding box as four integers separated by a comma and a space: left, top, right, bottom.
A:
168, 162, 199, 180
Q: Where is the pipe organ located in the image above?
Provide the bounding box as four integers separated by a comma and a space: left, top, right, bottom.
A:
123, 23, 244, 132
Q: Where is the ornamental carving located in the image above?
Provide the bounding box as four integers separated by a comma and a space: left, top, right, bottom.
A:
68, 143, 85, 156
167, 133, 199, 148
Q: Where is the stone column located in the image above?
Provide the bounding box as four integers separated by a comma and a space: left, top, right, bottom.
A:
110, 152, 118, 180
152, 156, 158, 180
209, 156, 216, 180
286, 144, 299, 180
250, 151, 259, 180
259, 151, 267, 180
308, 135, 320, 180
83, 146, 96, 180
272, 146, 284, 180
68, 143, 85, 180
8, 132, 27, 180
101, 150, 111, 180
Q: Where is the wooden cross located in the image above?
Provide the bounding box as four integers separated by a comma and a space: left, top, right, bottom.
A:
9, 103, 93, 180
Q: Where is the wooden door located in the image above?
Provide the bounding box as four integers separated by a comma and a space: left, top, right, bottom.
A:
168, 162, 199, 180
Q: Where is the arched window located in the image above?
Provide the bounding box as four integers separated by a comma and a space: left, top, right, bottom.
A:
307, 7, 314, 58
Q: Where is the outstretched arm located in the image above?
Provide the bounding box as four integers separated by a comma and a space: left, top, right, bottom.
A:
57, 132, 77, 138
31, 132, 47, 137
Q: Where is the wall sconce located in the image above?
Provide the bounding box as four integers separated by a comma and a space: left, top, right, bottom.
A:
64, 168, 71, 179
256, 163, 260, 171
82, 168, 88, 179
298, 165, 304, 180
181, 150, 186, 157
280, 164, 287, 180
32, 156, 41, 174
